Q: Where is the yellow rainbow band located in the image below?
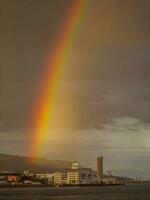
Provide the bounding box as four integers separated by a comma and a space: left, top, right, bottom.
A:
30, 0, 90, 160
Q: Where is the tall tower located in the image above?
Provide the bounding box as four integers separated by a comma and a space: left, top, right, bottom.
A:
97, 156, 103, 180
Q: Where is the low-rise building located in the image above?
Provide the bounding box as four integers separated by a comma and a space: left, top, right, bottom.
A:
0, 180, 7, 185
51, 172, 63, 185
36, 173, 47, 179
0, 171, 21, 183
23, 171, 34, 177
67, 171, 80, 184
102, 177, 120, 184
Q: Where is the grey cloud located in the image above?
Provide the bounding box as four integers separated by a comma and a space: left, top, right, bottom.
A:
1, 117, 150, 178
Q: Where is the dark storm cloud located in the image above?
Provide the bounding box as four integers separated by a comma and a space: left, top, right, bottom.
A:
0, 0, 71, 130
1, 0, 150, 131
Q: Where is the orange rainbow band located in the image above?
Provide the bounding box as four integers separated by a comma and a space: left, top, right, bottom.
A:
30, 0, 90, 160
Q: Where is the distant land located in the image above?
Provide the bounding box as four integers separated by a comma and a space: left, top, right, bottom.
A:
0, 154, 71, 173
0, 154, 149, 180
111, 169, 150, 180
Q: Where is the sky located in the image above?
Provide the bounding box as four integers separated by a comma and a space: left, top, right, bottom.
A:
1, 0, 150, 178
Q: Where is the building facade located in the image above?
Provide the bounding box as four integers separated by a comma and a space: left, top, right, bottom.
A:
97, 156, 103, 181
51, 172, 63, 185
67, 161, 93, 184
0, 171, 21, 183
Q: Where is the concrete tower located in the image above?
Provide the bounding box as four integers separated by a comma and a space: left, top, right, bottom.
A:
97, 156, 103, 180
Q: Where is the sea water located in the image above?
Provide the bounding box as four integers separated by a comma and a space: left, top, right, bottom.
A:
0, 184, 149, 200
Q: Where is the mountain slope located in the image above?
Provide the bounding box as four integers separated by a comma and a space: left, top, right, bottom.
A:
0, 154, 71, 173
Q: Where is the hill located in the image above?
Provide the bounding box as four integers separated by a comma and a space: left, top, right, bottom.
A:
0, 154, 71, 173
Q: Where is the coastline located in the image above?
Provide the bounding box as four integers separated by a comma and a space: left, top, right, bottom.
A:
0, 183, 125, 188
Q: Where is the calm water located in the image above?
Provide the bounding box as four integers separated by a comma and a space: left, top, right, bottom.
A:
0, 184, 150, 200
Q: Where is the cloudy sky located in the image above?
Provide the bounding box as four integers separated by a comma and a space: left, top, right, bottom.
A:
1, 0, 150, 178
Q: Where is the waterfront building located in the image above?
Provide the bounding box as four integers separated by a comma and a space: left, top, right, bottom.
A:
35, 172, 64, 185
67, 161, 93, 184
67, 171, 80, 184
50, 172, 63, 185
102, 177, 120, 184
0, 171, 21, 183
36, 173, 47, 179
0, 180, 7, 185
23, 171, 34, 177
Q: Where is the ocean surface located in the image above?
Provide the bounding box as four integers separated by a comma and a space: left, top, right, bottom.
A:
0, 184, 150, 200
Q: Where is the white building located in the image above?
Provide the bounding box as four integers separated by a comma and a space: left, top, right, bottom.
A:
36, 173, 47, 179
51, 172, 63, 185
23, 171, 34, 177
102, 177, 120, 184
67, 161, 93, 184
71, 161, 80, 169
35, 172, 64, 185
67, 171, 80, 184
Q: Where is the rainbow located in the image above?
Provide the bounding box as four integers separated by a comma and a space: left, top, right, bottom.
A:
30, 0, 90, 160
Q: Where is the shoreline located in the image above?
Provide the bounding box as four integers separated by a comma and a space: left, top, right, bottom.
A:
0, 183, 125, 188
